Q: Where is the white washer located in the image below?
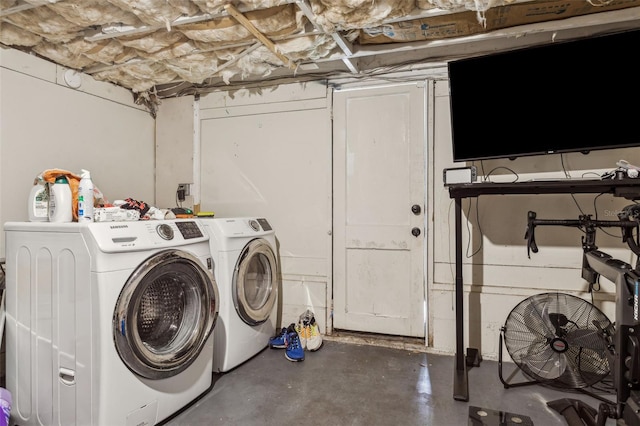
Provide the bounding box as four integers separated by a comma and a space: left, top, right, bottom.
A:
200, 217, 279, 373
4, 219, 220, 426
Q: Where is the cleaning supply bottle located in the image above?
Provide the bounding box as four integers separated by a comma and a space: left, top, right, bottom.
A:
77, 169, 94, 222
28, 175, 49, 222
48, 175, 72, 223
0, 387, 11, 426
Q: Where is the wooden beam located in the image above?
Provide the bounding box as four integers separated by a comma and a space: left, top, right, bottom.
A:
223, 3, 295, 70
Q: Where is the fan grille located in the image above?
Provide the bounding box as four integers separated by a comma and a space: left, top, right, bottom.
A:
503, 292, 611, 389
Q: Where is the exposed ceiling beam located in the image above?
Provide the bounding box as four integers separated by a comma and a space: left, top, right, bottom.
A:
0, 0, 43, 17
223, 3, 296, 69
313, 6, 640, 64
83, 0, 299, 42
295, 0, 358, 73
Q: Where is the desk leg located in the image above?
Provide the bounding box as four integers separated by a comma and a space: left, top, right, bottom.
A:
453, 197, 469, 401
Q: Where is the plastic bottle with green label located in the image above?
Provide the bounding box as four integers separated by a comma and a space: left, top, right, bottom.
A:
28, 176, 49, 222
48, 175, 72, 223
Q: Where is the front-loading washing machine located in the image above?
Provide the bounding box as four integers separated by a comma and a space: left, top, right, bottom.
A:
199, 217, 279, 373
4, 219, 220, 426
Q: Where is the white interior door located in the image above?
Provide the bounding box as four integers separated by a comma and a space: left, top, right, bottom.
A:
333, 83, 426, 338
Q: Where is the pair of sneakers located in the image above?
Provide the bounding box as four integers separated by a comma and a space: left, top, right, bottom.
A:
268, 323, 304, 362
268, 311, 323, 362
295, 310, 323, 352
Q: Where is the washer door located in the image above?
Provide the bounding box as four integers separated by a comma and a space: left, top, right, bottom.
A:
113, 249, 219, 380
232, 239, 278, 326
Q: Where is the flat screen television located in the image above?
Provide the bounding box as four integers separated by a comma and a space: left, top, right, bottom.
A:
447, 29, 640, 163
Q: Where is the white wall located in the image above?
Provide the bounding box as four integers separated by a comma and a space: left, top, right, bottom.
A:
5, 45, 633, 360
4, 45, 633, 360
0, 47, 156, 258
199, 83, 332, 332
155, 85, 333, 333
431, 79, 640, 358
155, 77, 640, 361
155, 95, 197, 209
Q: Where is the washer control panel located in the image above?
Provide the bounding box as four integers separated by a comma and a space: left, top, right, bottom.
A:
87, 220, 208, 252
156, 223, 174, 240
176, 221, 204, 239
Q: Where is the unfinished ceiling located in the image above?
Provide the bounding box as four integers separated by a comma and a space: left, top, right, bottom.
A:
2, 0, 640, 106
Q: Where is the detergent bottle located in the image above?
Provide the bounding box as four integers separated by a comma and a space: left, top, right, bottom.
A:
28, 175, 49, 222
48, 175, 73, 223
0, 387, 11, 426
77, 169, 94, 222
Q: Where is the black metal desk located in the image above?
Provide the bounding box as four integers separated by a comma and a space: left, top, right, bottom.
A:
447, 178, 640, 401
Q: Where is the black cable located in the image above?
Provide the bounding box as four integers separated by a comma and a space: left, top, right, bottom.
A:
561, 154, 571, 179
478, 161, 487, 182
592, 192, 626, 239
465, 198, 483, 258
570, 193, 586, 216
593, 193, 604, 221
581, 171, 603, 179
483, 166, 519, 183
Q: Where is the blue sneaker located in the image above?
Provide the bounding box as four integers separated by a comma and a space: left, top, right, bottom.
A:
285, 328, 305, 362
268, 326, 288, 349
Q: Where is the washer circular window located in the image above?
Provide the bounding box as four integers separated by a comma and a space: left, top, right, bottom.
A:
113, 249, 219, 380
232, 239, 278, 326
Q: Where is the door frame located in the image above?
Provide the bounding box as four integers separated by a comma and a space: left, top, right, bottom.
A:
329, 80, 429, 339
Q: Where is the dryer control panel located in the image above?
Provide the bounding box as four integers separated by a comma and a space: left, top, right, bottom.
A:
256, 218, 272, 231
207, 217, 275, 239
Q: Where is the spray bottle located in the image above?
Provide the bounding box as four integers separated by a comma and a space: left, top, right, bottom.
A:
78, 169, 94, 222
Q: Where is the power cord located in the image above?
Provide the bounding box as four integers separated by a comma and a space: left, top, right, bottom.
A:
175, 189, 185, 207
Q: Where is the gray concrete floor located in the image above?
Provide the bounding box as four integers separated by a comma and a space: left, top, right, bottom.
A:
162, 338, 618, 426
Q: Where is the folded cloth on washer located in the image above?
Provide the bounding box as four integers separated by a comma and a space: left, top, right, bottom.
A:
114, 199, 174, 220
119, 198, 151, 219
41, 169, 81, 221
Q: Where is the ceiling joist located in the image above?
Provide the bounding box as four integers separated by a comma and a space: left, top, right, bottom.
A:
1, 0, 639, 104
223, 3, 296, 70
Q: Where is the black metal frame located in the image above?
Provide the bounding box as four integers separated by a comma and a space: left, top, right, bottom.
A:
497, 327, 538, 389
521, 209, 640, 425
447, 178, 640, 403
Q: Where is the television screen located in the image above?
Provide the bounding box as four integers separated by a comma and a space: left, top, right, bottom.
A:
447, 29, 640, 163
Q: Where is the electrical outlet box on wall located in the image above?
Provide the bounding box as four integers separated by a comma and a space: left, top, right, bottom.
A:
178, 183, 191, 196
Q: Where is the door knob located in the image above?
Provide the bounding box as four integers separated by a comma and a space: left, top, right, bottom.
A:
411, 204, 421, 215
411, 227, 421, 237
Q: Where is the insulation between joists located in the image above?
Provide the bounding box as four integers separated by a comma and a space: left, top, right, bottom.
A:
0, 0, 454, 91
1, 0, 632, 93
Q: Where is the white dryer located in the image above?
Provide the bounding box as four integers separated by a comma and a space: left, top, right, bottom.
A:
199, 217, 279, 373
4, 219, 220, 426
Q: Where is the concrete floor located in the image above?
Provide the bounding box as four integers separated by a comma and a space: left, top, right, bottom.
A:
161, 337, 618, 426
